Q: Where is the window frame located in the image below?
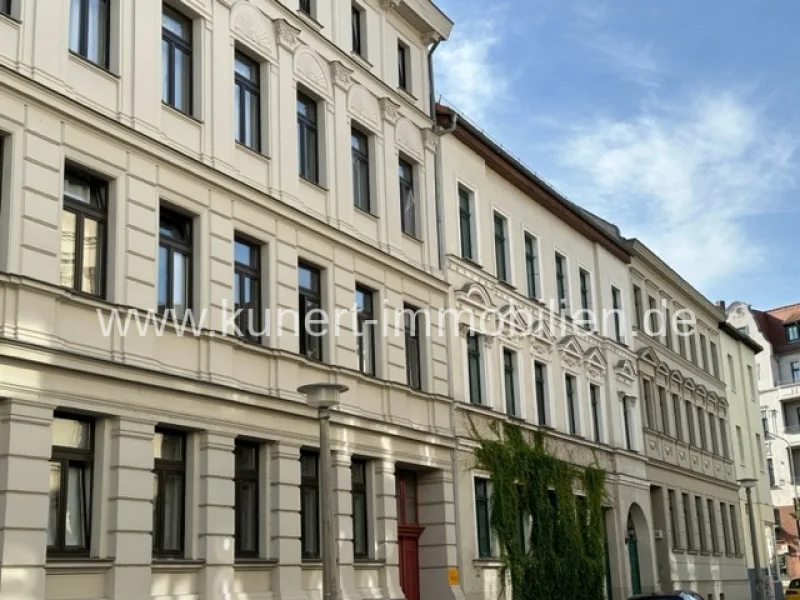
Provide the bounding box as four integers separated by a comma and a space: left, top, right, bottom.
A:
565, 373, 578, 435
61, 166, 108, 298
611, 286, 623, 343
554, 252, 569, 315
578, 268, 592, 329
0, 0, 11, 16
672, 393, 683, 442
657, 386, 669, 436
234, 236, 261, 342
458, 185, 475, 261
234, 439, 260, 558
792, 361, 800, 383
474, 477, 492, 558
524, 232, 540, 300
351, 127, 371, 213
69, 0, 111, 69
397, 41, 409, 92
534, 361, 548, 426
667, 490, 679, 549
589, 383, 601, 443
47, 414, 94, 558
298, 261, 323, 362
493, 211, 509, 283
299, 0, 313, 18
399, 157, 417, 238
502, 348, 519, 417
152, 428, 187, 559
786, 323, 800, 343
158, 206, 193, 317
466, 331, 483, 405
695, 496, 707, 551
682, 493, 694, 550
297, 91, 320, 184
404, 304, 422, 390
161, 5, 194, 115
351, 458, 369, 559
234, 50, 262, 153
355, 285, 376, 376
622, 395, 633, 451
300, 450, 320, 560
351, 4, 365, 58
632, 285, 643, 330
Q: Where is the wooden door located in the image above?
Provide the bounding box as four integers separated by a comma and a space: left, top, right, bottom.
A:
396, 470, 424, 600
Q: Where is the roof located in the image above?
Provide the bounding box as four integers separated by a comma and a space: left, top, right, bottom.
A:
719, 321, 763, 354
753, 302, 800, 355
436, 104, 631, 263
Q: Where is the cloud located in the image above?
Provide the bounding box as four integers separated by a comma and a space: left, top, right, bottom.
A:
435, 17, 508, 123
557, 90, 796, 290
584, 34, 662, 88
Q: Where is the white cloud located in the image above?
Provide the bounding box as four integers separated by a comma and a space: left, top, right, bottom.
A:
584, 34, 662, 88
435, 18, 508, 123
557, 90, 796, 289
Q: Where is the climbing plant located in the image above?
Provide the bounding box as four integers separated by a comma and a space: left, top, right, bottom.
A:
473, 421, 608, 600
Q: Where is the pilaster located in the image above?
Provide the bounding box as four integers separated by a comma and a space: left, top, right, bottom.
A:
270, 442, 304, 600
274, 19, 302, 207
380, 98, 402, 251
418, 469, 461, 600
374, 459, 402, 600
333, 451, 359, 600
331, 61, 354, 228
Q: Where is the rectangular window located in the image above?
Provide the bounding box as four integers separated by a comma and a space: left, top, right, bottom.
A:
300, 451, 320, 559
681, 493, 694, 550
395, 470, 418, 525
633, 285, 643, 330
234, 440, 259, 558
623, 396, 633, 450
158, 207, 192, 318
792, 361, 800, 383
658, 386, 669, 436
234, 237, 261, 341
747, 365, 756, 398
458, 186, 475, 260
534, 361, 548, 426
786, 323, 800, 342
351, 4, 364, 57
579, 268, 592, 329
689, 330, 698, 364
524, 233, 540, 299
565, 374, 578, 435
768, 458, 775, 486
352, 128, 371, 212
686, 400, 696, 446
356, 286, 376, 376
555, 253, 569, 314
642, 379, 654, 429
234, 51, 261, 152
299, 0, 313, 17
297, 92, 319, 183
708, 412, 718, 454
729, 505, 741, 554
351, 459, 369, 558
720, 501, 731, 554
719, 417, 728, 458
299, 262, 323, 361
493, 212, 509, 282
668, 490, 679, 548
590, 383, 601, 443
153, 429, 186, 558
162, 6, 193, 114
736, 426, 745, 465
1, 0, 10, 15
69, 0, 110, 69
399, 158, 416, 237
648, 296, 658, 336
710, 341, 719, 377
762, 410, 769, 436
756, 433, 763, 469
397, 42, 409, 91
466, 332, 483, 405
611, 286, 623, 342
664, 308, 673, 350
61, 167, 107, 298
672, 394, 683, 442
474, 478, 492, 558
48, 415, 93, 556
707, 499, 718, 553
404, 305, 422, 390
695, 496, 707, 551
699, 334, 709, 372
677, 321, 687, 358
503, 348, 518, 417
697, 407, 707, 450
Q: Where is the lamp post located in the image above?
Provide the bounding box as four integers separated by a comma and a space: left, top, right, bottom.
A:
740, 477, 765, 600
297, 383, 348, 600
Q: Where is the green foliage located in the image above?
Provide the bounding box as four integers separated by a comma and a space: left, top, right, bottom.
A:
473, 421, 607, 600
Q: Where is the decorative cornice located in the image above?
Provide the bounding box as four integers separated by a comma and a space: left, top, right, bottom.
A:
381, 0, 401, 10
380, 97, 401, 124
330, 60, 354, 90
274, 19, 301, 52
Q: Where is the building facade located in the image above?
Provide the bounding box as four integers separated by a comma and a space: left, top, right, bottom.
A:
728, 300, 800, 582
0, 2, 459, 600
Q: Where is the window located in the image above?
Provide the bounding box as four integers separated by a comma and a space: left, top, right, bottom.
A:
658, 386, 669, 436
689, 329, 698, 364
792, 361, 800, 383
234, 52, 261, 152
756, 433, 763, 469
695, 496, 707, 551
697, 408, 707, 450
158, 207, 192, 318
0, 0, 10, 15
466, 332, 483, 405
162, 6, 193, 114
69, 0, 110, 69
718, 417, 728, 458
633, 285, 643, 329
768, 458, 775, 486
234, 237, 261, 341
707, 499, 718, 553
299, 0, 313, 17
708, 412, 718, 454
747, 365, 756, 398
297, 92, 319, 183
48, 415, 93, 556
299, 263, 323, 361
494, 212, 509, 282
622, 395, 633, 450
397, 41, 409, 91
503, 348, 519, 417
355, 286, 376, 376
720, 502, 731, 554
404, 305, 422, 390
710, 342, 719, 377
458, 186, 475, 260
647, 296, 658, 336
234, 440, 259, 558
642, 379, 654, 429
672, 394, 683, 442
729, 505, 740, 554
579, 268, 592, 329
351, 4, 365, 57
351, 128, 371, 212
474, 478, 492, 558
786, 323, 800, 342
698, 333, 708, 371
590, 383, 601, 443
300, 451, 320, 559
677, 321, 687, 358
351, 459, 368, 558
611, 286, 623, 342
682, 493, 694, 550
762, 410, 769, 437
686, 400, 696, 446
668, 490, 679, 548
664, 308, 673, 350
395, 470, 418, 525
565, 374, 578, 435
736, 425, 744, 465
524, 233, 540, 299
399, 158, 416, 237
555, 253, 569, 315
153, 429, 186, 558
61, 167, 107, 297
534, 361, 548, 426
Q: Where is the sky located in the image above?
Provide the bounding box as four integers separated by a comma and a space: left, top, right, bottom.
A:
433, 0, 800, 312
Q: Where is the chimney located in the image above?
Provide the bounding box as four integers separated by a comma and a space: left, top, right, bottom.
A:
716, 300, 727, 311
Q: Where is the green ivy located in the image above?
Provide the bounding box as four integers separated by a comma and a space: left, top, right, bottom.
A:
473, 421, 607, 600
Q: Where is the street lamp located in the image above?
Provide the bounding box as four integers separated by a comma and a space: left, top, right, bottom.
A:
740, 477, 765, 600
297, 383, 348, 600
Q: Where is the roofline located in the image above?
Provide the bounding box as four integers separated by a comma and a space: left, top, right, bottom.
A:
720, 321, 763, 354
437, 105, 631, 263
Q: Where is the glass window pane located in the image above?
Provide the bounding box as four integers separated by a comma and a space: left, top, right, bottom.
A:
235, 443, 257, 470
65, 465, 89, 547
158, 245, 168, 309
404, 477, 416, 523
163, 473, 184, 551
154, 432, 184, 461
237, 480, 258, 552
61, 211, 77, 289
52, 417, 91, 449
175, 48, 191, 113
234, 56, 254, 80
302, 486, 318, 554
246, 90, 259, 148
47, 462, 62, 546
162, 11, 189, 39
353, 492, 367, 555
173, 251, 188, 317
234, 84, 241, 142
301, 454, 317, 478
81, 218, 102, 295
234, 240, 253, 267
86, 0, 101, 63
161, 40, 170, 103
69, 0, 81, 54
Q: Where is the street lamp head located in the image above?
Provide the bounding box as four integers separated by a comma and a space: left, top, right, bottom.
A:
297, 383, 348, 409
738, 477, 758, 489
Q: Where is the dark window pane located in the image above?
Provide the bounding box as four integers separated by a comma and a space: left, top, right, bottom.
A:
47, 462, 62, 547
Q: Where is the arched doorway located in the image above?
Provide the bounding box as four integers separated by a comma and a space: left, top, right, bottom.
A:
626, 513, 642, 595
625, 502, 655, 595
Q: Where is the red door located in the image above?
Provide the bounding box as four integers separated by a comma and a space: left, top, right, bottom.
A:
396, 470, 424, 600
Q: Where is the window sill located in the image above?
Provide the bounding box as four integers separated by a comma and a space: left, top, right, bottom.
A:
46, 558, 113, 573
68, 51, 118, 80
397, 87, 417, 102
463, 401, 494, 413
301, 558, 323, 566
354, 558, 385, 567
354, 205, 378, 220
296, 9, 323, 31
162, 102, 203, 125
496, 279, 517, 293
459, 256, 483, 270
402, 231, 423, 244
671, 547, 685, 554
234, 558, 278, 570
151, 559, 206, 572
473, 558, 503, 568
686, 549, 700, 555
236, 142, 270, 162
350, 51, 372, 69
0, 10, 20, 25
299, 175, 329, 193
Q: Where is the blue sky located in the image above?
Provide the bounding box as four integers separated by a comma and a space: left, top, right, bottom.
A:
433, 0, 800, 311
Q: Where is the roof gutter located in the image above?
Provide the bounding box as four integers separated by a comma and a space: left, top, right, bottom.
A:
720, 321, 763, 354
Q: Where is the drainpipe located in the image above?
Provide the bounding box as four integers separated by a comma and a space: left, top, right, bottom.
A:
427, 36, 464, 593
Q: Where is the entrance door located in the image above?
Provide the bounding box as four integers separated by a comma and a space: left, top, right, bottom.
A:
396, 470, 424, 600
626, 515, 641, 595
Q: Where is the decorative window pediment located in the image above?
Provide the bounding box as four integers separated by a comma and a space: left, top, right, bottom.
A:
636, 345, 659, 367
558, 335, 584, 370
583, 346, 607, 380
615, 358, 637, 385
455, 281, 494, 311
656, 363, 671, 381
497, 304, 530, 336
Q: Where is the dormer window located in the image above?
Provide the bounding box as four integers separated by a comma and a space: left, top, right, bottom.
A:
786, 322, 800, 343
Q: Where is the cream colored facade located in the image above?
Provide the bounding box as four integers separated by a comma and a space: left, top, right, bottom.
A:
0, 2, 460, 600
